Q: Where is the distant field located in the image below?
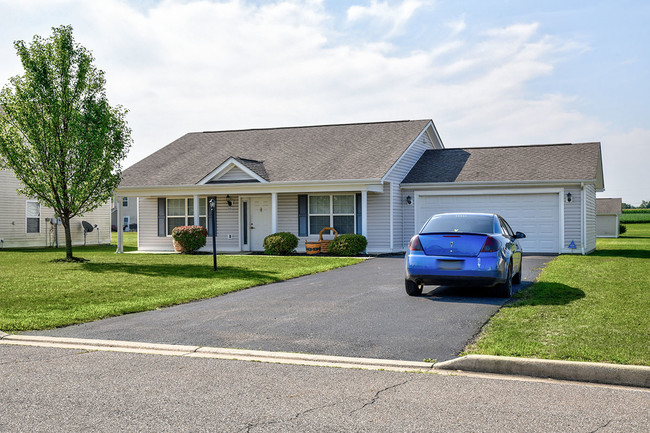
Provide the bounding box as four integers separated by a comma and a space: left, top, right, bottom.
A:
621, 209, 650, 224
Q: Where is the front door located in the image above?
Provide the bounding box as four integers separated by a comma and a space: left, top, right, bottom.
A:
249, 195, 272, 251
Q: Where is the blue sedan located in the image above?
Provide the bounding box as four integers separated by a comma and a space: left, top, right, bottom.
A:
405, 213, 525, 297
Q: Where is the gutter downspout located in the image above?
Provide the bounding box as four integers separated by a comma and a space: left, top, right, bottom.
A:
581, 182, 586, 255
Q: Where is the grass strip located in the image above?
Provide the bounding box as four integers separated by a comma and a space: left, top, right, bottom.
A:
464, 224, 650, 366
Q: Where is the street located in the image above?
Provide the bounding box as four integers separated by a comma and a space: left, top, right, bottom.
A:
2, 344, 648, 432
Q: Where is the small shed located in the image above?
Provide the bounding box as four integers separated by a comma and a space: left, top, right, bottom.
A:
596, 198, 622, 238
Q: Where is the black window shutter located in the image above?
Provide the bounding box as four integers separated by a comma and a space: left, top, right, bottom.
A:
298, 195, 308, 237
207, 196, 217, 236
356, 193, 362, 234
157, 198, 166, 237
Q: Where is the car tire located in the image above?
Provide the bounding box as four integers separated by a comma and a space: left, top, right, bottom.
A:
405, 279, 423, 296
497, 263, 513, 298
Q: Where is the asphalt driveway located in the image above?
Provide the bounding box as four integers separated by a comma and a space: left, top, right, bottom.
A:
28, 255, 553, 362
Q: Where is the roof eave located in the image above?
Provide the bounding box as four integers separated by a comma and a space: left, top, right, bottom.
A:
399, 179, 600, 189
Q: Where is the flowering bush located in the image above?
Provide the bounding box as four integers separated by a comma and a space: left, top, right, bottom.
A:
327, 234, 367, 256
171, 225, 207, 253
263, 232, 298, 255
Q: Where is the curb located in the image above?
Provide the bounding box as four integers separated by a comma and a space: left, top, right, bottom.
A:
434, 355, 650, 388
0, 334, 434, 372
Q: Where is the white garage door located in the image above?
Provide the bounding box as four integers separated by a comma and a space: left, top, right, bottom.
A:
416, 193, 560, 253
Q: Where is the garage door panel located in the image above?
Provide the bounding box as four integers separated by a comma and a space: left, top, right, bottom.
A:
417, 193, 560, 253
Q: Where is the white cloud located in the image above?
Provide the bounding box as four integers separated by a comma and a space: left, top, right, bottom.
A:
347, 0, 428, 37
0, 0, 645, 204
598, 128, 650, 206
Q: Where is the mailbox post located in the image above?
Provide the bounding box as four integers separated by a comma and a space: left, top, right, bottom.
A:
209, 198, 217, 271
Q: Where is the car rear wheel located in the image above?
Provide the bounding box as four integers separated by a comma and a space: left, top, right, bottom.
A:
497, 263, 513, 298
405, 280, 423, 296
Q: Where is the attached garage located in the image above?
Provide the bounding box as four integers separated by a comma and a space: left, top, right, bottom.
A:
415, 191, 561, 254
401, 143, 604, 255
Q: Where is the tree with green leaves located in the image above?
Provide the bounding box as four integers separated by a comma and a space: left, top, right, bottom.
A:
0, 25, 131, 261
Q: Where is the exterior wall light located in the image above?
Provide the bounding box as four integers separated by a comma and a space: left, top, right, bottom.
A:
226, 194, 233, 207
567, 192, 572, 203
406, 195, 412, 205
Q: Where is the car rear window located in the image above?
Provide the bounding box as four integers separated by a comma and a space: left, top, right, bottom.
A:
421, 214, 495, 234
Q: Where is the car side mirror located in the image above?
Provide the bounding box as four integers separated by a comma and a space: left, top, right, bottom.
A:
515, 231, 526, 239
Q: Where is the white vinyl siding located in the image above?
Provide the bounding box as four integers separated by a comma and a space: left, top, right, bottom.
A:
137, 195, 240, 252
402, 189, 416, 248
563, 187, 582, 251
216, 166, 256, 182
366, 188, 391, 253
207, 194, 240, 251
596, 215, 618, 237
584, 184, 597, 253
138, 197, 173, 251
386, 128, 436, 252
0, 169, 110, 248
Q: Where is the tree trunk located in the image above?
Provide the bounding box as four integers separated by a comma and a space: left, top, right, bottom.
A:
62, 215, 74, 260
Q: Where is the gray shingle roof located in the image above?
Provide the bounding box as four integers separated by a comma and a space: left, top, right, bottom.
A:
596, 198, 622, 215
121, 120, 431, 186
402, 142, 602, 184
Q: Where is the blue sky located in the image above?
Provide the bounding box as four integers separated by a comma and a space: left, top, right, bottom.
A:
0, 0, 648, 204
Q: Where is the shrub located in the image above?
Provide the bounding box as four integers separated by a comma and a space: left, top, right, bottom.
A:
619, 223, 627, 235
263, 232, 298, 255
171, 225, 207, 253
327, 234, 367, 256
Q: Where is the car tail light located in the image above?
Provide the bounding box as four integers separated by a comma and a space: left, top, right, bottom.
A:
480, 236, 500, 252
408, 235, 423, 251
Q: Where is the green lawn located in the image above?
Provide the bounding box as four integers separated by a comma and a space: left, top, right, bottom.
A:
464, 224, 650, 366
0, 245, 362, 332
111, 231, 137, 248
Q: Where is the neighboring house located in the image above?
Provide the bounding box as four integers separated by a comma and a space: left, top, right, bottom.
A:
115, 120, 604, 255
111, 196, 138, 231
0, 169, 111, 248
596, 198, 622, 238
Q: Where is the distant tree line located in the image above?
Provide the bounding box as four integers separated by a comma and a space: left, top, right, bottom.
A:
622, 200, 650, 209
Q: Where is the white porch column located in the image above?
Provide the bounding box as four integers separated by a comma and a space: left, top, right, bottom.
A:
116, 196, 123, 254
271, 192, 278, 234
193, 194, 200, 226
361, 190, 368, 238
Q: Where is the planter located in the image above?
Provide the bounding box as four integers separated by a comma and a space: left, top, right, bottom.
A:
305, 240, 321, 255
173, 240, 184, 253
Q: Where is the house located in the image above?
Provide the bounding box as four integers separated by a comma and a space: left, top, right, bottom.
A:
111, 196, 138, 231
596, 198, 622, 238
0, 169, 111, 248
115, 120, 604, 255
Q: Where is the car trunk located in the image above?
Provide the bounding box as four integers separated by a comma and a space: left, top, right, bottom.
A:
418, 233, 488, 257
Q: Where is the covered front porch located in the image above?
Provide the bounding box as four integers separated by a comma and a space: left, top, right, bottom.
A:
114, 183, 383, 254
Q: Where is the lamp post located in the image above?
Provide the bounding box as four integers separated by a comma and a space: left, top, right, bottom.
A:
209, 198, 217, 271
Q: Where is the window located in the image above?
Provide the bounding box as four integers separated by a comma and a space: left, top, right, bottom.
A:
308, 194, 355, 235
122, 197, 129, 207
166, 197, 207, 235
26, 201, 40, 233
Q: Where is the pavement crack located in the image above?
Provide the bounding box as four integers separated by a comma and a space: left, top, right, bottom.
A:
241, 401, 339, 432
349, 380, 410, 414
590, 419, 613, 433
